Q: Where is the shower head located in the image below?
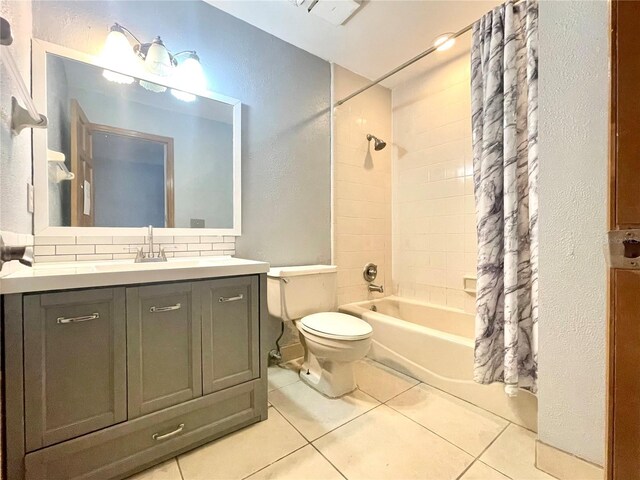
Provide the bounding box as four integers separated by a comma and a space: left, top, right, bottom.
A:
366, 134, 386, 151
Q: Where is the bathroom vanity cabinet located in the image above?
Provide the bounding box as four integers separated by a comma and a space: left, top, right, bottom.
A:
2, 268, 268, 480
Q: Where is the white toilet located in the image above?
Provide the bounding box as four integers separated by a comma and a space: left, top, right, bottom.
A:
267, 265, 372, 398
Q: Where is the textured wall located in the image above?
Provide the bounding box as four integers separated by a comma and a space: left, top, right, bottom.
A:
0, 0, 33, 234
537, 0, 608, 465
31, 0, 332, 266
333, 65, 392, 306
391, 39, 475, 313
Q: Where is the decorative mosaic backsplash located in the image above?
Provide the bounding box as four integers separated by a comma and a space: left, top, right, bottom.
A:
33, 235, 236, 263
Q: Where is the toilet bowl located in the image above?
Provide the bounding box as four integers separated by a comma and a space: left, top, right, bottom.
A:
296, 312, 372, 398
267, 265, 374, 398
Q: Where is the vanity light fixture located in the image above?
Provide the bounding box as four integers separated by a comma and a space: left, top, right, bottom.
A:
433, 33, 455, 52
100, 23, 207, 100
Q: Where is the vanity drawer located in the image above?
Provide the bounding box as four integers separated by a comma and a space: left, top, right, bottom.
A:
24, 380, 262, 480
23, 288, 127, 452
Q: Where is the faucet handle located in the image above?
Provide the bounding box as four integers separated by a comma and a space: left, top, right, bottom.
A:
158, 247, 167, 261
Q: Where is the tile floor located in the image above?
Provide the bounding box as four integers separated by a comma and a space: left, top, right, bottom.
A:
129, 358, 554, 480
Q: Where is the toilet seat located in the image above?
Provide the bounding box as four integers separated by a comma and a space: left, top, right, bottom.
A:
299, 312, 372, 341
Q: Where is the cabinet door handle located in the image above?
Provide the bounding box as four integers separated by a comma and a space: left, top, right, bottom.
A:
151, 423, 184, 441
56, 313, 100, 324
149, 303, 181, 313
219, 294, 244, 303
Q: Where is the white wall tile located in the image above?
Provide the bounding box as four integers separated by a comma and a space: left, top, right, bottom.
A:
56, 245, 95, 255
392, 41, 477, 310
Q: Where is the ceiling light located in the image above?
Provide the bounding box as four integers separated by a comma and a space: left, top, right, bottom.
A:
434, 33, 455, 52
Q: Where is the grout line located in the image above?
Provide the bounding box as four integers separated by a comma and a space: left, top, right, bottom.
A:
380, 380, 421, 404
453, 422, 512, 480
268, 401, 312, 443
239, 443, 310, 480
309, 402, 384, 444
476, 460, 515, 480
409, 379, 535, 433
384, 400, 478, 458
475, 422, 511, 459
455, 458, 479, 480
310, 443, 348, 480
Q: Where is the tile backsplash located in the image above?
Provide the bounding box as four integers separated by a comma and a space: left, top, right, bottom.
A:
34, 235, 236, 263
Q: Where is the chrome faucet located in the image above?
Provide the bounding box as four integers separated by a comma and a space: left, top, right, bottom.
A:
134, 225, 167, 263
368, 283, 384, 293
0, 236, 34, 271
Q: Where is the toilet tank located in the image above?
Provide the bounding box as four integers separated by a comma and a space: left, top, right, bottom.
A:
267, 265, 338, 321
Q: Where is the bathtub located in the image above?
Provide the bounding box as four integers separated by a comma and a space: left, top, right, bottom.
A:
340, 296, 537, 431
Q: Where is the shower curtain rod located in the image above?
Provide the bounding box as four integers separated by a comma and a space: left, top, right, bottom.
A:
334, 22, 473, 107
334, 0, 525, 107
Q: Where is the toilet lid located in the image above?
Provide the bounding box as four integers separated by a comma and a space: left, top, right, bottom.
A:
300, 312, 372, 340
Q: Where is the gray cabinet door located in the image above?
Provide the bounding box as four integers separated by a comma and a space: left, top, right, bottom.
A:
23, 288, 127, 452
127, 283, 202, 418
199, 276, 260, 394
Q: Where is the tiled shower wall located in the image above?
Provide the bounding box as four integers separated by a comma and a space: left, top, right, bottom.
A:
391, 40, 476, 314
33, 235, 236, 263
333, 65, 392, 306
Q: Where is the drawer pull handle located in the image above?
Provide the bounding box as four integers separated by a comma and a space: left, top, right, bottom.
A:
57, 313, 99, 324
152, 423, 184, 441
219, 294, 244, 303
150, 303, 181, 313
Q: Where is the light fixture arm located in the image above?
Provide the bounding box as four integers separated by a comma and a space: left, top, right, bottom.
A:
173, 50, 198, 59
110, 22, 143, 47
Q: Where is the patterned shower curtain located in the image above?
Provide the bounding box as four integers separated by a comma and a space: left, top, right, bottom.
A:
471, 0, 538, 395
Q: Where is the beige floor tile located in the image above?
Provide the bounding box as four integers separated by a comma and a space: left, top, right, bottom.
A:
269, 381, 379, 441
387, 383, 508, 456
354, 358, 419, 402
178, 407, 307, 480
268, 364, 301, 392
126, 459, 182, 480
246, 445, 343, 480
460, 461, 510, 480
314, 405, 473, 480
480, 424, 555, 480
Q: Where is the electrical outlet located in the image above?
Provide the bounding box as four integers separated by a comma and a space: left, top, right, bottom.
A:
27, 183, 34, 213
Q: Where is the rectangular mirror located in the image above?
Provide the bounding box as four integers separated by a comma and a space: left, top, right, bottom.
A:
33, 40, 241, 236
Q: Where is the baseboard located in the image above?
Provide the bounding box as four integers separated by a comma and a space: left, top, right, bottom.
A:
535, 440, 603, 480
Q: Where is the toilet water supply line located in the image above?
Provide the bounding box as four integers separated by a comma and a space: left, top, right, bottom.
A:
269, 277, 290, 363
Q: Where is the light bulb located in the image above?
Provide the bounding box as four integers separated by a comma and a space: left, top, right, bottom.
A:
101, 26, 135, 84
434, 33, 455, 52
144, 37, 172, 77
171, 54, 207, 102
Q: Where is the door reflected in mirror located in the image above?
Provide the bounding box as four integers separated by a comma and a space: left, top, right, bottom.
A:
43, 51, 238, 231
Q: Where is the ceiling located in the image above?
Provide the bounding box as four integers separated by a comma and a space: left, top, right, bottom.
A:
205, 0, 499, 89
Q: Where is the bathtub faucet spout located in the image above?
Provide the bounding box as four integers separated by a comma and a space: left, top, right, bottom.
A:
368, 283, 384, 293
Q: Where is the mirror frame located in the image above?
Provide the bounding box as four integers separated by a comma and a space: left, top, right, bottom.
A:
32, 39, 242, 237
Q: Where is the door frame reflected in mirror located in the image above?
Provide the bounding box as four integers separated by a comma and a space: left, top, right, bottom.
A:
32, 39, 242, 237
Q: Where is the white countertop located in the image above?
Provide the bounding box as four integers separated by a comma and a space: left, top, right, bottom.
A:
0, 256, 270, 294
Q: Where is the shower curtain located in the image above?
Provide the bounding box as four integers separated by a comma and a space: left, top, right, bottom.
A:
471, 0, 538, 395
